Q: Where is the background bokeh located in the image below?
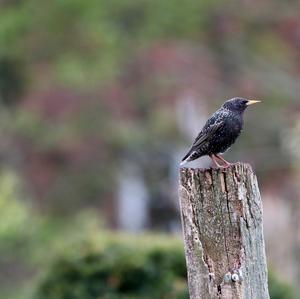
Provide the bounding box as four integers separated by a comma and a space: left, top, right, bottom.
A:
0, 1, 300, 298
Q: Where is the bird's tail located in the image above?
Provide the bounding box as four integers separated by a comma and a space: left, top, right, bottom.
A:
180, 149, 193, 166
180, 160, 187, 166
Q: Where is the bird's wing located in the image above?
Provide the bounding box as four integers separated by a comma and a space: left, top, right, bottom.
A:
192, 120, 224, 148
181, 117, 225, 162
181, 118, 225, 163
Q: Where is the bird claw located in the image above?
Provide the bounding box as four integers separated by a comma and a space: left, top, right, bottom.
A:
214, 154, 233, 169
221, 163, 232, 169
212, 164, 231, 170
210, 154, 232, 169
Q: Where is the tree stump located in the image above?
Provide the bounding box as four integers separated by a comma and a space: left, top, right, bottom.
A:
179, 163, 269, 299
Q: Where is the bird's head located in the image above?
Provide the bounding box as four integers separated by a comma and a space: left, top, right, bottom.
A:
222, 97, 260, 113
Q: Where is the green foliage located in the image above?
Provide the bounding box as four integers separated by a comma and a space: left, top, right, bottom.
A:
0, 171, 32, 254
0, 170, 37, 299
0, 56, 25, 105
0, 0, 219, 87
35, 234, 188, 299
35, 233, 296, 299
268, 270, 296, 299
0, 168, 106, 299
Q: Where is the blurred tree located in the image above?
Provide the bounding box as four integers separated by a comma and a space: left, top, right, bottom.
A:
0, 56, 25, 106
0, 0, 300, 295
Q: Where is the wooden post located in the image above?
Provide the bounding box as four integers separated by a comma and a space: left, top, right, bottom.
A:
179, 163, 269, 299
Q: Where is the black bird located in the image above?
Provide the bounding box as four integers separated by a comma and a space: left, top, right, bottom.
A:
180, 97, 260, 168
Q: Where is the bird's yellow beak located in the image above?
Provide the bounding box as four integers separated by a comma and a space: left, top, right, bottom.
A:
246, 100, 261, 106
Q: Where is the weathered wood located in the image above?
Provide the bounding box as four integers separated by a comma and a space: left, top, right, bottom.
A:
179, 163, 269, 299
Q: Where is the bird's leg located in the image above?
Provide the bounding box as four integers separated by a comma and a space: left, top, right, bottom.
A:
210, 154, 223, 168
215, 154, 232, 168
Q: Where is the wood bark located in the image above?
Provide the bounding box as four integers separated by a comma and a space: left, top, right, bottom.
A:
179, 163, 269, 299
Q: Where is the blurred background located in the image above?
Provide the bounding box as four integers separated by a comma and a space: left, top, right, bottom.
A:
0, 1, 300, 298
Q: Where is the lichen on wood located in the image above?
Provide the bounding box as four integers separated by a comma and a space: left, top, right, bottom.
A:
179, 163, 269, 299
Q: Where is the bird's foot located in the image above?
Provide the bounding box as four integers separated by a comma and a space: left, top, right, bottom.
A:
215, 154, 232, 168
220, 163, 232, 169
210, 154, 223, 168
217, 162, 232, 169
210, 154, 232, 169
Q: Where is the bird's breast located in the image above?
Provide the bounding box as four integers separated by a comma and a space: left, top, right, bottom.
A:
226, 116, 243, 137
213, 115, 243, 153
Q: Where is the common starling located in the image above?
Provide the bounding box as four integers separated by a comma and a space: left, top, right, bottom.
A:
180, 97, 260, 168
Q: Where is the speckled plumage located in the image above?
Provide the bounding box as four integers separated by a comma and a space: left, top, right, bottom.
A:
181, 97, 259, 166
